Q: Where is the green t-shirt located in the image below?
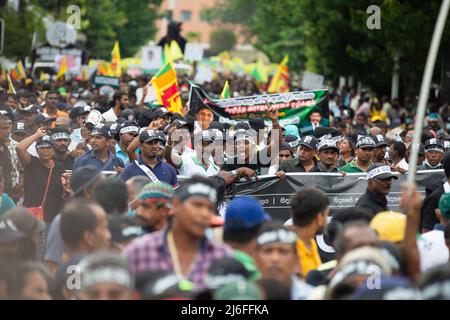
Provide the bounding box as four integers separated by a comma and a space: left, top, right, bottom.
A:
339, 158, 371, 173
0, 193, 15, 215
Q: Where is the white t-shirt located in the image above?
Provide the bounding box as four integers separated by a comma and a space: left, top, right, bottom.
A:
102, 108, 118, 122
179, 152, 221, 177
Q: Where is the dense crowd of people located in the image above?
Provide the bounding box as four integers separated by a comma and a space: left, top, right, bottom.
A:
1, 72, 450, 300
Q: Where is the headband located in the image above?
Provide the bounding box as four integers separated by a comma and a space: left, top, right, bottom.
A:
82, 266, 133, 289
256, 229, 297, 246
120, 126, 139, 135
50, 132, 70, 141
177, 183, 217, 204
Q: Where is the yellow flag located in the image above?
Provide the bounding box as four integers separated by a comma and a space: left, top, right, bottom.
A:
164, 44, 172, 64
56, 57, 67, 80
111, 41, 122, 77
7, 74, 16, 94
170, 40, 184, 61
220, 80, 230, 99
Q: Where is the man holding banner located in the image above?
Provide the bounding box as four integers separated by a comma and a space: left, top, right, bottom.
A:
355, 164, 398, 218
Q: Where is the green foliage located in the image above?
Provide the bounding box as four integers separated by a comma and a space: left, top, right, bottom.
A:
207, 0, 450, 95
0, 2, 46, 59
209, 29, 236, 55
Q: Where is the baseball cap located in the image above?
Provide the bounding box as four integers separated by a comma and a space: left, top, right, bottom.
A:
137, 182, 174, 207
70, 165, 102, 196
90, 124, 112, 139
356, 136, 376, 149
225, 196, 271, 230
317, 139, 339, 152
408, 143, 425, 155
213, 280, 263, 300
152, 107, 173, 119
370, 211, 406, 243
299, 135, 318, 150
439, 193, 450, 220
18, 105, 40, 115
205, 257, 251, 290
279, 142, 293, 154
0, 218, 26, 244
139, 130, 166, 144
77, 105, 92, 116
373, 135, 389, 147
12, 121, 29, 134
50, 127, 70, 141
119, 121, 139, 136
34, 113, 56, 125
424, 138, 445, 153
35, 135, 54, 148
248, 118, 265, 131
234, 132, 256, 145
284, 135, 300, 149
367, 164, 398, 180
3, 208, 46, 238
235, 122, 251, 131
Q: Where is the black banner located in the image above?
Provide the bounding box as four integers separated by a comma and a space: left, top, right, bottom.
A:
224, 170, 446, 222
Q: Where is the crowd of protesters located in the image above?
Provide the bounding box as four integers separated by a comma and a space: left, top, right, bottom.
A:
1, 71, 450, 300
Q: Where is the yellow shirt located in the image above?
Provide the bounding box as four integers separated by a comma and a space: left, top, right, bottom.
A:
44, 108, 69, 127
296, 238, 322, 277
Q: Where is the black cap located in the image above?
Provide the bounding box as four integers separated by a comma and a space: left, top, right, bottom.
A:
356, 136, 376, 149
35, 135, 54, 148
279, 142, 294, 153
249, 118, 266, 131
373, 134, 389, 147
317, 139, 340, 152
18, 105, 40, 115
90, 124, 112, 139
208, 121, 225, 133
284, 135, 300, 148
424, 138, 445, 153
235, 122, 251, 131
152, 107, 173, 119
408, 143, 425, 155
3, 208, 46, 238
205, 257, 251, 290
118, 121, 139, 135
299, 135, 318, 150
139, 130, 166, 144
70, 165, 102, 196
34, 113, 56, 125
12, 121, 29, 134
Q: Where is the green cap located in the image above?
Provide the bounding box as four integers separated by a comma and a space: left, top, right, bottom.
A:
439, 193, 450, 220
213, 280, 263, 300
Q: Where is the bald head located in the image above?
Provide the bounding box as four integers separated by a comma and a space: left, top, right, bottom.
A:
335, 222, 378, 260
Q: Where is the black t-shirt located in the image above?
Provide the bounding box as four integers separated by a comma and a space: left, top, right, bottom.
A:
54, 154, 75, 171
0, 143, 13, 195
420, 185, 444, 231
23, 157, 64, 223
221, 150, 272, 176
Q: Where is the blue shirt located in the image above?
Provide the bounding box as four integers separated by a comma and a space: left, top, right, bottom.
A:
114, 144, 141, 166
0, 193, 15, 215
72, 150, 125, 171
120, 156, 178, 187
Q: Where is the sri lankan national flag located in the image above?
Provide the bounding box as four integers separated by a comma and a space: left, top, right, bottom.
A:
268, 55, 289, 93
111, 41, 122, 77
151, 62, 182, 114
220, 80, 230, 99
56, 56, 67, 80
10, 61, 27, 80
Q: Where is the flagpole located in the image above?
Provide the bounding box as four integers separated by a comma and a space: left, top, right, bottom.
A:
407, 0, 450, 193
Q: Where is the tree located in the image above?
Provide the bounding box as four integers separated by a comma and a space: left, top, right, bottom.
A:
0, 1, 45, 60
209, 29, 236, 55
116, 0, 163, 58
